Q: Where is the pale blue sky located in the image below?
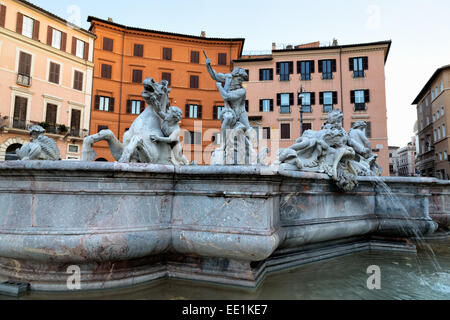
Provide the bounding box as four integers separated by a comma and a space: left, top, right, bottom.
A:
32, 0, 450, 147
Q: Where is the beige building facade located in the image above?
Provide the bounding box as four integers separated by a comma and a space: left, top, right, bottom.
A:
0, 0, 95, 160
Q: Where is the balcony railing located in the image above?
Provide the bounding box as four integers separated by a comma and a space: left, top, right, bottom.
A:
17, 73, 31, 87
301, 105, 312, 113
280, 106, 291, 114
353, 70, 365, 78
354, 103, 367, 111
322, 73, 333, 80
300, 74, 311, 81
323, 105, 334, 113
279, 74, 290, 81
12, 119, 27, 130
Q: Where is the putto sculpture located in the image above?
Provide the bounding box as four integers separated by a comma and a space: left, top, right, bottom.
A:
82, 78, 187, 165
205, 54, 266, 165
278, 110, 382, 191
16, 125, 61, 161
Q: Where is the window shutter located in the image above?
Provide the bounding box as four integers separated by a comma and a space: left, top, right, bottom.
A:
32, 19, 40, 40
141, 101, 146, 113
185, 104, 189, 117
288, 62, 293, 74
296, 61, 301, 74
331, 59, 337, 72
289, 93, 294, 106
61, 32, 67, 51
259, 100, 263, 112
318, 60, 323, 73
364, 89, 370, 103
84, 42, 89, 60
126, 100, 131, 114
363, 57, 369, 70
16, 12, 23, 34
332, 92, 338, 105
0, 5, 6, 28
71, 37, 77, 55
269, 69, 273, 80
270, 99, 274, 111
311, 93, 316, 105
198, 105, 202, 119
276, 62, 281, 75
349, 58, 354, 71
46, 26, 53, 45
213, 106, 218, 119
350, 90, 355, 104
319, 92, 324, 105
109, 97, 115, 112
94, 96, 100, 110
277, 94, 281, 106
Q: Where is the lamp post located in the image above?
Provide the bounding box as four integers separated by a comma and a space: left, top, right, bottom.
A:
298, 86, 305, 137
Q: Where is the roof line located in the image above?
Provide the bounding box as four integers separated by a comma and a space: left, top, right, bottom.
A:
412, 64, 450, 105
14, 0, 95, 37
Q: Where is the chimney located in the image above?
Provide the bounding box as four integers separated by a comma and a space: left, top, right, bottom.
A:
286, 44, 293, 50
272, 42, 276, 50
332, 38, 338, 46
200, 31, 206, 38
107, 17, 113, 22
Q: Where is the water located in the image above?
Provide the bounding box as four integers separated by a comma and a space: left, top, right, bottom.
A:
2, 239, 449, 300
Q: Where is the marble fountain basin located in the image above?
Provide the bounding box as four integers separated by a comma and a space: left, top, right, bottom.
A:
0, 161, 447, 291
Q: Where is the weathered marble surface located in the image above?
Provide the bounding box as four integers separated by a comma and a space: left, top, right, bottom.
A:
0, 161, 446, 290
16, 126, 61, 161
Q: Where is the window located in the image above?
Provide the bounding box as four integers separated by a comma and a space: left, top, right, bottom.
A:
95, 96, 115, 112
101, 64, 112, 79
439, 153, 443, 161
45, 103, 57, 133
163, 48, 172, 60
70, 109, 81, 137
435, 87, 439, 98
302, 123, 312, 133
245, 100, 249, 112
13, 96, 27, 129
22, 15, 34, 38
162, 72, 171, 86
132, 69, 143, 83
127, 100, 144, 115
259, 68, 273, 81
218, 53, 227, 65
299, 93, 315, 113
18, 51, 32, 86
97, 125, 108, 133
103, 37, 114, 51
425, 97, 429, 106
75, 39, 85, 59
350, 57, 368, 78
190, 75, 199, 88
280, 123, 290, 140
68, 145, 79, 153
443, 124, 446, 137
263, 127, 271, 140
319, 59, 336, 79
134, 44, 144, 57
420, 121, 423, 131
426, 116, 430, 125
442, 106, 445, 116
278, 93, 294, 113
191, 51, 200, 63
73, 70, 83, 91
432, 91, 435, 100
276, 62, 293, 81
320, 92, 337, 112
184, 131, 201, 145
445, 151, 448, 161
437, 112, 440, 120
48, 62, 60, 84
297, 61, 314, 80
212, 133, 221, 145
441, 80, 444, 92
51, 29, 62, 50
0, 5, 6, 28
433, 114, 436, 122
260, 99, 273, 112
213, 106, 225, 120
351, 89, 370, 111
419, 104, 423, 113
186, 104, 202, 119
438, 127, 441, 140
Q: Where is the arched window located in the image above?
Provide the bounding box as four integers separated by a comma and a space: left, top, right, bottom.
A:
5, 144, 23, 160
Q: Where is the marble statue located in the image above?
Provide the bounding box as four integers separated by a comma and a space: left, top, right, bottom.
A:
205, 56, 265, 165
16, 125, 61, 161
82, 78, 187, 165
278, 110, 381, 191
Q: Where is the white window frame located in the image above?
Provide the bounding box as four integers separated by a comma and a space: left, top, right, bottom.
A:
22, 16, 34, 39
189, 104, 199, 118
99, 96, 110, 112
262, 99, 271, 112
131, 100, 141, 115
76, 39, 85, 59
52, 29, 62, 50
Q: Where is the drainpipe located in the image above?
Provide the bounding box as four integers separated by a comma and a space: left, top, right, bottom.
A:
339, 47, 344, 117
118, 30, 125, 140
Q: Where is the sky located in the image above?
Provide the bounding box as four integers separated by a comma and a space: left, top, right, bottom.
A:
31, 0, 450, 147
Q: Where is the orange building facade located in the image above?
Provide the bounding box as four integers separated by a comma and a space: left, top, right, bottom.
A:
234, 41, 392, 175
88, 17, 244, 163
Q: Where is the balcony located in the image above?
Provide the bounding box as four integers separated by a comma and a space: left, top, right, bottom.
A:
354, 103, 367, 111
353, 70, 366, 78
280, 106, 291, 114
301, 105, 312, 113
279, 74, 290, 82
322, 73, 333, 80
17, 74, 31, 87
300, 74, 311, 81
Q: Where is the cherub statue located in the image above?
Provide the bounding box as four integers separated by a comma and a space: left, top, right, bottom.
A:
16, 125, 61, 161
150, 106, 189, 166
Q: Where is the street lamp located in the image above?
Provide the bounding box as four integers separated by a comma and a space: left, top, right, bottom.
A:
298, 86, 305, 137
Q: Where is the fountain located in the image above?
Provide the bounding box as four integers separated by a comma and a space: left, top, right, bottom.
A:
0, 66, 448, 293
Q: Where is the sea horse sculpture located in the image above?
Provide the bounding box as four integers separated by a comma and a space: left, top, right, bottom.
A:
82, 78, 185, 165
278, 110, 382, 191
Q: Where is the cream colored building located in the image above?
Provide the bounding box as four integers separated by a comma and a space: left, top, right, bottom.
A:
0, 0, 95, 160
